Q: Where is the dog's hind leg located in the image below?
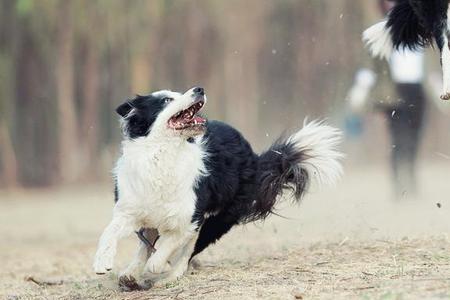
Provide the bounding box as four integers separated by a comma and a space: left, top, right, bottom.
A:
191, 212, 239, 258
93, 214, 135, 274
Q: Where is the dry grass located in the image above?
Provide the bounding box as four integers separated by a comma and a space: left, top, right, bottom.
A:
2, 238, 450, 300
1, 164, 450, 299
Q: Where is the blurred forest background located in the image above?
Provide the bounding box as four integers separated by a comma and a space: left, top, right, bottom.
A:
0, 0, 449, 188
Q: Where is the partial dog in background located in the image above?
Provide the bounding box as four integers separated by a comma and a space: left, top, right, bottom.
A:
363, 0, 450, 100
93, 87, 343, 290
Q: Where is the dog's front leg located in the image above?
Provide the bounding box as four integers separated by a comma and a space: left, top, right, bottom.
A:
93, 214, 134, 274
143, 230, 195, 275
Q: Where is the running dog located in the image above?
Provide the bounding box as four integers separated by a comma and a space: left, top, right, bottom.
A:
93, 87, 343, 289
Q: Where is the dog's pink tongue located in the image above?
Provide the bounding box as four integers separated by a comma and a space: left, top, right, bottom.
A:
194, 116, 205, 123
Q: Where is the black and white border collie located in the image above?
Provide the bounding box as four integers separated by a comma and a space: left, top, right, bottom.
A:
363, 0, 450, 100
93, 87, 343, 289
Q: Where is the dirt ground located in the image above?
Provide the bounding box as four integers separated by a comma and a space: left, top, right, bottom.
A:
1, 163, 450, 300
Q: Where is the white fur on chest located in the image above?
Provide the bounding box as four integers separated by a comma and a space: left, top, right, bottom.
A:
114, 136, 207, 232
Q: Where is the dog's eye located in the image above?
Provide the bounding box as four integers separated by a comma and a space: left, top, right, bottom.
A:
163, 97, 173, 103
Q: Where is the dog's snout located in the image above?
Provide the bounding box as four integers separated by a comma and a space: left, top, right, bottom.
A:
193, 87, 204, 96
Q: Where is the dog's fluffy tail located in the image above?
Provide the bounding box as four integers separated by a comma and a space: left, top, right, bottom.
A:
363, 20, 394, 59
363, 0, 432, 59
246, 120, 343, 222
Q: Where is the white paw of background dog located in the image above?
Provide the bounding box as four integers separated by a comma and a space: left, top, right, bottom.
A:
440, 92, 450, 101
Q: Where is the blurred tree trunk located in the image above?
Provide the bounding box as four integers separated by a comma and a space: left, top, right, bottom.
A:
129, 0, 163, 93
222, 1, 270, 141
0, 121, 18, 187
15, 25, 57, 186
131, 52, 151, 94
80, 42, 100, 178
0, 1, 18, 187
56, 1, 79, 182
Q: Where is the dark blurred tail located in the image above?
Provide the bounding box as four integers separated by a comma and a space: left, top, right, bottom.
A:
244, 120, 343, 222
363, 0, 433, 59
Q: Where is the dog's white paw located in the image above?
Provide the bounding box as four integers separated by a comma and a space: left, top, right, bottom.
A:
144, 256, 171, 274
120, 261, 145, 280
153, 261, 189, 287
440, 92, 450, 100
93, 251, 114, 274
189, 258, 201, 270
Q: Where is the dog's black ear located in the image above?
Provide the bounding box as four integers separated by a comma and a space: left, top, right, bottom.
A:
116, 102, 133, 117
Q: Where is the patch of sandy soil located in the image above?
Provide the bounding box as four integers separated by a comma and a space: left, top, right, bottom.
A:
1, 163, 450, 299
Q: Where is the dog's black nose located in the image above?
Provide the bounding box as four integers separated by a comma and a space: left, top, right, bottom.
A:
193, 87, 204, 96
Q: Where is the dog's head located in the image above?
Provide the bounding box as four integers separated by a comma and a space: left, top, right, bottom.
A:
116, 87, 207, 139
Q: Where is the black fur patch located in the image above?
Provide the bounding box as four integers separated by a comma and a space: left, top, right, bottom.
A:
116, 94, 168, 139
387, 0, 448, 51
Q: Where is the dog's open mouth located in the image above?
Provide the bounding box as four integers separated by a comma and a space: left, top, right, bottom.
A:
168, 99, 206, 130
